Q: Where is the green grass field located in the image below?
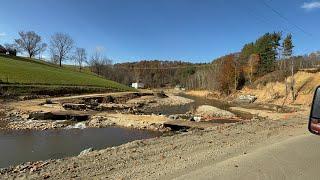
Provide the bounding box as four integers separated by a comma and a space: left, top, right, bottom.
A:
0, 54, 132, 92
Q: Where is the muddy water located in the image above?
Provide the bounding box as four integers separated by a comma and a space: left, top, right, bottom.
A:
0, 128, 161, 168
0, 94, 250, 168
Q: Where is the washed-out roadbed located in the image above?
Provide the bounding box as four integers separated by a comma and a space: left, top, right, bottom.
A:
0, 108, 308, 179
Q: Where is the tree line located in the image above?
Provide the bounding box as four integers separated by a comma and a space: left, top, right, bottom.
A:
1, 30, 319, 97
0, 31, 98, 71
105, 32, 319, 98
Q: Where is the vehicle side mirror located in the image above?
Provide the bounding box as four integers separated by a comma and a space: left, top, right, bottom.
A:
309, 87, 320, 135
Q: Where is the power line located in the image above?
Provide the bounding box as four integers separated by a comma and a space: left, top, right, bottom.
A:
261, 0, 313, 37
246, 6, 295, 35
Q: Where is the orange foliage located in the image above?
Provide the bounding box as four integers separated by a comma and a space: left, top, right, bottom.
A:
217, 54, 236, 94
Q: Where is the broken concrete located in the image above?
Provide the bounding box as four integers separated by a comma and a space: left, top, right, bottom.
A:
29, 111, 90, 122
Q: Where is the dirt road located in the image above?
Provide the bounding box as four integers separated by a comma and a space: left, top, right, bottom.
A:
174, 130, 319, 180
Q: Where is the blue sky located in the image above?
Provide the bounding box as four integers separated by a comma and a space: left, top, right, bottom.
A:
0, 0, 319, 63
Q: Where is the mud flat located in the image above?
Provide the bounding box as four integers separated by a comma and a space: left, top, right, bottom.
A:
0, 92, 194, 131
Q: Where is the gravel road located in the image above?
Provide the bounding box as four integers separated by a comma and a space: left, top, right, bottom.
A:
176, 131, 318, 180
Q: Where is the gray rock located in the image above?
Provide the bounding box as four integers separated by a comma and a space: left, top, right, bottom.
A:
169, 115, 179, 120
104, 95, 115, 103
189, 116, 202, 122
45, 99, 53, 104
154, 91, 168, 98
237, 95, 257, 103
193, 116, 202, 122
28, 111, 52, 120
78, 147, 94, 156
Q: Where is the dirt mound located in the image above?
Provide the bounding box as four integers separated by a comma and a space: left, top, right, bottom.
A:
196, 105, 236, 118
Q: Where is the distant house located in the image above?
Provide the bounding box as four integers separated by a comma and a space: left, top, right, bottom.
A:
0, 45, 17, 56
131, 82, 144, 89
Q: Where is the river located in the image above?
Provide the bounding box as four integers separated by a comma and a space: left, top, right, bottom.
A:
147, 94, 253, 119
0, 94, 250, 168
0, 127, 161, 168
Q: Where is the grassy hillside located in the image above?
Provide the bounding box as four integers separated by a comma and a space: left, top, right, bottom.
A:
0, 55, 132, 92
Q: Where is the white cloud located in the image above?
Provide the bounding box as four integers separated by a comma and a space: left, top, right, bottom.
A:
302, 2, 320, 10
0, 32, 6, 37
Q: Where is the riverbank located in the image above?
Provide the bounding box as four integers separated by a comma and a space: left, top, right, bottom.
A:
1, 107, 308, 179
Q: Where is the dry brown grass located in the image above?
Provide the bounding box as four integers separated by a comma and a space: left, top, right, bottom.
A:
240, 71, 319, 106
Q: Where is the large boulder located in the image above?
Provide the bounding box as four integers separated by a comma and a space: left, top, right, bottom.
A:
236, 95, 257, 104
62, 103, 87, 110
78, 147, 94, 156
28, 111, 53, 120
196, 105, 235, 118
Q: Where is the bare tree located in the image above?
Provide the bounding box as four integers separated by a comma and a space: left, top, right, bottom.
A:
88, 51, 112, 76
0, 44, 6, 54
15, 31, 47, 58
50, 33, 74, 67
51, 54, 59, 64
232, 60, 239, 91
38, 44, 47, 60
73, 48, 87, 71
247, 54, 260, 84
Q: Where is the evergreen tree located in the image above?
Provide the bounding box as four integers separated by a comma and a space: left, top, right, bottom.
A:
282, 34, 295, 101
239, 42, 255, 65
282, 34, 294, 59
253, 32, 281, 75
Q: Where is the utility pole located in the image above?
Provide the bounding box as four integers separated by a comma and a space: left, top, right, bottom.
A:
234, 65, 237, 91
233, 58, 239, 91
291, 58, 295, 101
282, 34, 295, 102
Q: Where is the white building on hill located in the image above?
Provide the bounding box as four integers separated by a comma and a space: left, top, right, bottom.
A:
131, 82, 144, 89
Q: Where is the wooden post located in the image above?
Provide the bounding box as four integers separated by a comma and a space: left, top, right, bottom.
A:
291, 58, 295, 102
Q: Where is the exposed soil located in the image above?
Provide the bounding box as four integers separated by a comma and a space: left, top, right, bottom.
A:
89, 113, 170, 131
0, 108, 308, 179
237, 71, 319, 106
0, 90, 311, 179
0, 92, 194, 131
